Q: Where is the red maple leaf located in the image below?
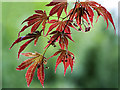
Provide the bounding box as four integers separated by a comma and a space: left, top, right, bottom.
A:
69, 1, 116, 32
48, 49, 75, 76
45, 31, 74, 50
16, 52, 46, 87
9, 30, 42, 59
19, 10, 48, 36
93, 5, 116, 31
9, 0, 116, 88
46, 19, 78, 36
46, 0, 67, 19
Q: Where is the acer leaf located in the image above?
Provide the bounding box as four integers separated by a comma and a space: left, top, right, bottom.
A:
93, 6, 116, 31
16, 57, 36, 70
9, 31, 42, 59
46, 0, 67, 19
46, 20, 78, 36
37, 63, 45, 88
9, 0, 116, 88
69, 1, 116, 32
45, 31, 74, 49
25, 62, 37, 87
19, 10, 48, 36
18, 38, 34, 59
16, 52, 46, 87
21, 52, 40, 57
48, 49, 75, 76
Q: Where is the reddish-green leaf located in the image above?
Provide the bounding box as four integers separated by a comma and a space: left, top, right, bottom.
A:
37, 63, 45, 88
16, 52, 46, 87
25, 62, 37, 87
16, 58, 35, 70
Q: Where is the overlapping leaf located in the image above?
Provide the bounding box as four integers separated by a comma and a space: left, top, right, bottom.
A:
19, 10, 48, 36
16, 52, 45, 87
46, 0, 67, 19
9, 31, 42, 59
9, 0, 116, 88
45, 31, 74, 49
48, 49, 75, 76
69, 1, 116, 32
46, 19, 78, 36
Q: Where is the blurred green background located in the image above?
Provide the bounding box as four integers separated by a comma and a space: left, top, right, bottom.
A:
2, 2, 118, 88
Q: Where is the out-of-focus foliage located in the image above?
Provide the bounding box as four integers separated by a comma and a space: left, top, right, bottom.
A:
2, 2, 118, 88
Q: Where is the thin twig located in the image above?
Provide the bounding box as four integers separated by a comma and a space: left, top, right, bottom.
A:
62, 2, 77, 33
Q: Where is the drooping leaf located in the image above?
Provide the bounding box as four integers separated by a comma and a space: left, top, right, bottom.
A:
25, 62, 37, 87
18, 38, 34, 59
47, 50, 61, 60
46, 0, 67, 19
63, 58, 69, 76
37, 63, 45, 88
16, 57, 36, 70
48, 49, 75, 76
10, 31, 42, 59
16, 52, 46, 87
31, 20, 42, 33
69, 1, 116, 32
93, 6, 116, 31
45, 31, 74, 49
46, 20, 78, 36
55, 52, 65, 73
19, 10, 48, 36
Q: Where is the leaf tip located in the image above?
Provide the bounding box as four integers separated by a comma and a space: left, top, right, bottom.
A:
72, 40, 75, 42
9, 45, 13, 50
17, 55, 20, 60
27, 84, 30, 87
18, 33, 20, 37
34, 44, 36, 46
64, 73, 66, 76
55, 70, 56, 74
16, 68, 20, 71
